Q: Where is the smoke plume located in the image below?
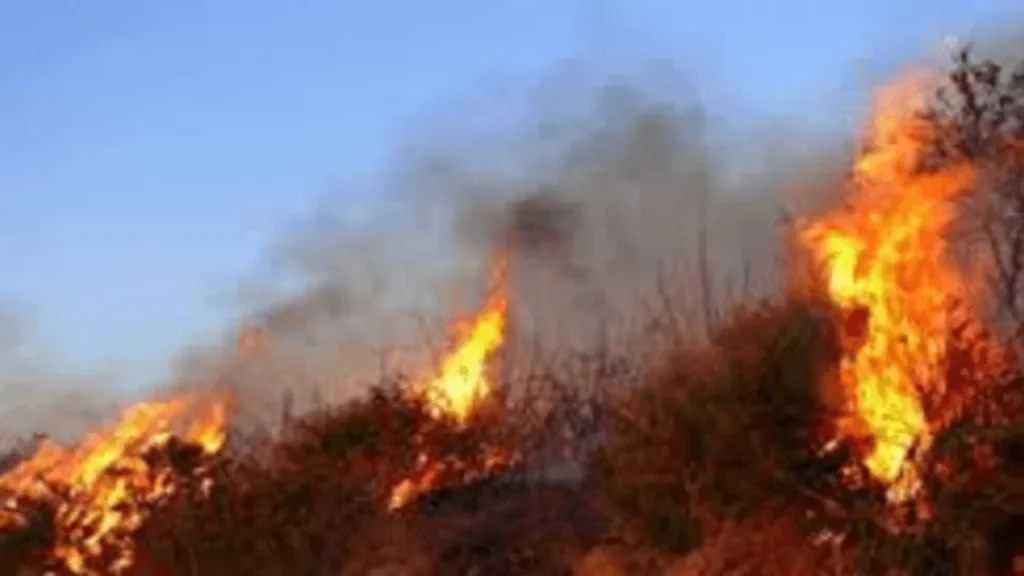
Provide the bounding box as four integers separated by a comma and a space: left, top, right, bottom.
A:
191, 68, 854, 426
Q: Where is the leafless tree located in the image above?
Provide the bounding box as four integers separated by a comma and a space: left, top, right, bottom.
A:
928, 47, 1024, 328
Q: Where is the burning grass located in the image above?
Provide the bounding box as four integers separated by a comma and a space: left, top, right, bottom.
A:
8, 49, 1024, 575
3, 302, 1024, 574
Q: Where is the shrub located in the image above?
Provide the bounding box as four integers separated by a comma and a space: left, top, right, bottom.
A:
591, 298, 840, 554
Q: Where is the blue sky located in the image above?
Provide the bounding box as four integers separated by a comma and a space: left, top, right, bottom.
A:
0, 0, 1022, 387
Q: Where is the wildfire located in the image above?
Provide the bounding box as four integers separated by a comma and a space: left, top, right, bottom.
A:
388, 251, 511, 510
0, 393, 230, 574
797, 73, 997, 500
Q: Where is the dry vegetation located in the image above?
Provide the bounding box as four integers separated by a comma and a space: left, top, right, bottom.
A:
6, 47, 1024, 575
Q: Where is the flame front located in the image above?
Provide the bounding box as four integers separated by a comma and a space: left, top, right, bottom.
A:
797, 74, 980, 497
0, 394, 229, 574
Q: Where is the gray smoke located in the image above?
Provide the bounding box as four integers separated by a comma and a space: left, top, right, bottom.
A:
193, 68, 853, 427
0, 305, 122, 447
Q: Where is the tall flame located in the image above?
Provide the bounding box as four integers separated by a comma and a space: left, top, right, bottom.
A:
797, 74, 979, 497
418, 252, 508, 424
388, 252, 510, 510
0, 394, 229, 574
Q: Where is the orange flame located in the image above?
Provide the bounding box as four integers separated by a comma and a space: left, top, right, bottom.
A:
797, 73, 981, 498
388, 252, 510, 510
417, 252, 508, 425
0, 393, 230, 574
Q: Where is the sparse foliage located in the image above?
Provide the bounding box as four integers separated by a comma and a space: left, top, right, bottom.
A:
929, 47, 1024, 327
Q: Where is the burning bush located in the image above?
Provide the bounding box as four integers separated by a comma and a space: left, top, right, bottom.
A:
589, 50, 1024, 576
0, 395, 228, 575
129, 383, 582, 575
590, 297, 1024, 574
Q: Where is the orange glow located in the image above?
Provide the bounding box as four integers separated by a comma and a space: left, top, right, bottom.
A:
388, 251, 511, 510
0, 394, 230, 574
797, 73, 986, 499
387, 446, 509, 511
416, 252, 508, 425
